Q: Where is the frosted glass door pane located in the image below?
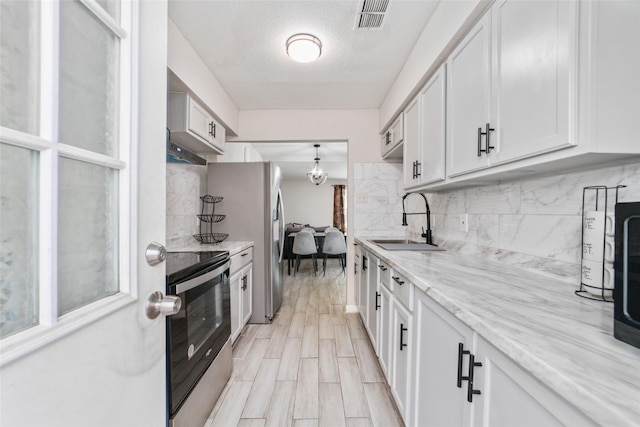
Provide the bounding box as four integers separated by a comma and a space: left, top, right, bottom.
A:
0, 144, 39, 338
59, 0, 119, 156
0, 1, 40, 134
58, 158, 118, 316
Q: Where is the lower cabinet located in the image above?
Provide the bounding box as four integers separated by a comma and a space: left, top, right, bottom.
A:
391, 296, 413, 424
413, 291, 474, 426
230, 249, 253, 343
412, 290, 597, 427
378, 280, 393, 381
366, 253, 380, 350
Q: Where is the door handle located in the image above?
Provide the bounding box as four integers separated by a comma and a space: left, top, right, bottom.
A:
457, 342, 471, 387
145, 242, 166, 266
466, 353, 483, 402
146, 291, 181, 319
399, 323, 408, 351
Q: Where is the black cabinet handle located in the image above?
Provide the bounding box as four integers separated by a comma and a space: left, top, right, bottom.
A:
485, 123, 495, 153
241, 252, 248, 257
241, 275, 247, 290
209, 122, 216, 138
457, 343, 471, 388
466, 353, 483, 402
400, 323, 408, 351
386, 131, 391, 146
362, 256, 368, 271
415, 161, 421, 178
478, 123, 495, 156
378, 264, 387, 271
375, 292, 380, 310
392, 276, 404, 286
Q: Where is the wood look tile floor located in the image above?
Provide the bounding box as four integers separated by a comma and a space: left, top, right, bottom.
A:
205, 261, 404, 427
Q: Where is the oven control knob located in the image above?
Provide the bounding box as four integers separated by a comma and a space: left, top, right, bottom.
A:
145, 242, 166, 266
146, 291, 181, 319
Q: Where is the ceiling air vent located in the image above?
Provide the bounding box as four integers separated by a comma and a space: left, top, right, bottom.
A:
355, 0, 389, 30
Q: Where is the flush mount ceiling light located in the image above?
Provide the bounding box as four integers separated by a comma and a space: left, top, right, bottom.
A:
307, 144, 328, 185
286, 33, 322, 63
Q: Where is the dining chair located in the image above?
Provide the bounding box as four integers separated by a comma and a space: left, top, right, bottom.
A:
292, 231, 318, 276
321, 230, 347, 275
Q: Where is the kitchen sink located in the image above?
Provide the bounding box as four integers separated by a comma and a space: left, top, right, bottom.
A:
369, 238, 445, 251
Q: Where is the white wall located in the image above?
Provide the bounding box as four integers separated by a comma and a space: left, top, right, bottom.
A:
281, 178, 346, 228
229, 109, 384, 309
167, 19, 239, 135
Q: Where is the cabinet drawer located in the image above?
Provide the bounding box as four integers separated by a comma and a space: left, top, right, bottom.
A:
378, 260, 391, 290
391, 271, 413, 311
230, 247, 253, 275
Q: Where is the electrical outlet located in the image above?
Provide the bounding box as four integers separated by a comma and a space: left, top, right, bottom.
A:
459, 214, 468, 232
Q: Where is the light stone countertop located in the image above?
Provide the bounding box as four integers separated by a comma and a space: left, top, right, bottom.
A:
356, 237, 640, 427
167, 240, 254, 257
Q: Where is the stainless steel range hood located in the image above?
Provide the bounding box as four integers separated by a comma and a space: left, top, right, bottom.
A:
167, 140, 206, 165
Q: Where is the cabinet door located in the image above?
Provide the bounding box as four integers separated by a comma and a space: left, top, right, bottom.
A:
403, 96, 421, 188
391, 114, 404, 146
209, 116, 226, 153
413, 292, 473, 427
241, 264, 253, 326
229, 271, 242, 342
419, 64, 446, 185
367, 253, 380, 349
187, 96, 213, 143
472, 336, 597, 427
490, 0, 577, 165
391, 299, 413, 424
447, 13, 491, 177
379, 284, 393, 381
358, 251, 368, 324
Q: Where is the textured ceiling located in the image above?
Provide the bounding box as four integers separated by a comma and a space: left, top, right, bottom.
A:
168, 0, 439, 110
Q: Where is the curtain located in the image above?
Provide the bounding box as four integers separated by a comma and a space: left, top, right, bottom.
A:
332, 185, 346, 232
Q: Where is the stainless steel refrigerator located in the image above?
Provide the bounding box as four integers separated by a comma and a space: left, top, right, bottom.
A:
207, 161, 284, 323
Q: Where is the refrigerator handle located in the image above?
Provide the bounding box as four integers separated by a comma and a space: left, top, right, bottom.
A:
278, 188, 285, 263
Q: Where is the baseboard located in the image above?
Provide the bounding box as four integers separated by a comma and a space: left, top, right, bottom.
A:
345, 304, 359, 313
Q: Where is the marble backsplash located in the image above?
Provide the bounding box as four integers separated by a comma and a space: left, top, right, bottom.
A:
166, 163, 207, 249
355, 160, 640, 283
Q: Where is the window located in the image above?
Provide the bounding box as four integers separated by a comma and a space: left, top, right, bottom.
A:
0, 0, 133, 341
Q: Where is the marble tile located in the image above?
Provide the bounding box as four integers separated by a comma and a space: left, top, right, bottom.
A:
499, 214, 582, 264
465, 182, 521, 214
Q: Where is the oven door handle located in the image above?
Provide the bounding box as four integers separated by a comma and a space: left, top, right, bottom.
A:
172, 260, 231, 294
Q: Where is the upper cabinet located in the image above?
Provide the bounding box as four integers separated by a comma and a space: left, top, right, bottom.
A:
405, 0, 640, 191
404, 64, 447, 189
447, 0, 577, 178
168, 92, 225, 154
381, 114, 404, 159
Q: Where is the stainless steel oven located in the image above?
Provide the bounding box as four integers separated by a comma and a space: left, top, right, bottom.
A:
166, 250, 231, 427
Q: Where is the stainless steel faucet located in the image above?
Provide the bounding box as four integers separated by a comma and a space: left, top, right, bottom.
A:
402, 192, 434, 245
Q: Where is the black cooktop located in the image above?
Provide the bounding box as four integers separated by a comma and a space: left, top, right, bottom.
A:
166, 250, 229, 286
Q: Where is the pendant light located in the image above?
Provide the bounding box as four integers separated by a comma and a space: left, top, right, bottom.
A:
307, 144, 328, 185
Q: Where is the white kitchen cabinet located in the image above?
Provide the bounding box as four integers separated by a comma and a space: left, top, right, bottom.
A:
489, 0, 577, 166
378, 280, 392, 381
413, 291, 474, 427
447, 0, 576, 177
381, 114, 404, 159
426, 0, 640, 191
168, 92, 225, 154
229, 248, 253, 343
446, 12, 491, 178
403, 95, 421, 188
366, 252, 380, 350
358, 249, 369, 325
404, 65, 447, 189
412, 290, 598, 427
472, 335, 598, 427
390, 276, 413, 425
